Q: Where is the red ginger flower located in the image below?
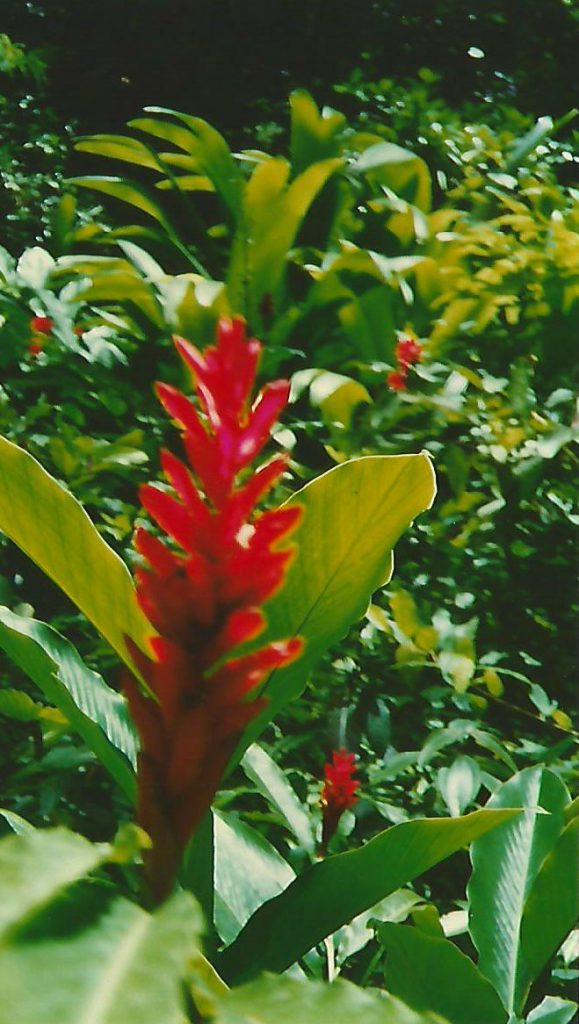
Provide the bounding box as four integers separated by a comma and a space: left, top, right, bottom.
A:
123, 317, 303, 899
386, 368, 408, 392
29, 315, 53, 336
395, 336, 422, 367
320, 748, 360, 849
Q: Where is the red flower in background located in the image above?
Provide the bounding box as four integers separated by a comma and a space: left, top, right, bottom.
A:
386, 368, 408, 392
29, 316, 53, 336
387, 337, 423, 393
123, 317, 303, 899
320, 748, 360, 849
27, 316, 54, 358
395, 337, 422, 368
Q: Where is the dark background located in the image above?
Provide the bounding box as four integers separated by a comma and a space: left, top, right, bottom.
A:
3, 0, 578, 135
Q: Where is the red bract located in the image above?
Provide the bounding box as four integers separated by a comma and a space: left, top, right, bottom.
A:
386, 368, 408, 392
320, 748, 360, 849
27, 337, 45, 359
29, 316, 53, 336
395, 336, 422, 367
123, 317, 303, 899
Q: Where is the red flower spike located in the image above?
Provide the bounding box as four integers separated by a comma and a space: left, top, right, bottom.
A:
387, 368, 408, 392
320, 748, 360, 850
395, 336, 422, 367
123, 317, 303, 902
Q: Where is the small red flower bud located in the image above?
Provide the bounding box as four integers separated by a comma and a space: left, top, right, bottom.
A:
395, 337, 422, 367
29, 316, 53, 336
387, 368, 408, 392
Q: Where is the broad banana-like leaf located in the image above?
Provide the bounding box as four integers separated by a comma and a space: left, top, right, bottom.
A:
232, 453, 436, 764
0, 884, 200, 1024
213, 810, 295, 945
377, 923, 507, 1024
218, 807, 519, 982
241, 744, 315, 853
519, 816, 579, 1001
468, 766, 569, 1017
0, 436, 154, 672
0, 607, 137, 799
0, 828, 110, 936
215, 974, 447, 1024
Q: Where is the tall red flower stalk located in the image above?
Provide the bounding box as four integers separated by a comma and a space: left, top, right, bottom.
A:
123, 317, 303, 900
320, 748, 360, 852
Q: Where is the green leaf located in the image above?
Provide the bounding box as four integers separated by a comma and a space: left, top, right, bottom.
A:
526, 996, 579, 1024
213, 810, 295, 945
353, 142, 432, 211
437, 756, 482, 817
519, 817, 579, 997
468, 766, 569, 1017
0, 828, 110, 936
289, 90, 345, 174
296, 369, 372, 429
228, 155, 342, 318
241, 744, 315, 852
233, 454, 436, 762
0, 436, 153, 673
144, 108, 243, 220
218, 807, 518, 982
0, 809, 35, 835
377, 923, 507, 1024
0, 608, 137, 799
214, 973, 448, 1024
68, 175, 176, 232
75, 134, 164, 171
0, 885, 201, 1024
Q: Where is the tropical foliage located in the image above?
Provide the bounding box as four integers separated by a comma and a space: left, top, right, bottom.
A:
0, 25, 577, 1023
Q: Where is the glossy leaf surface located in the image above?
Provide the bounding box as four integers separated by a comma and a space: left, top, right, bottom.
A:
219, 807, 518, 982
0, 436, 154, 671
0, 607, 137, 798
468, 766, 569, 1017
241, 744, 315, 852
233, 453, 436, 762
377, 923, 507, 1024
215, 973, 448, 1024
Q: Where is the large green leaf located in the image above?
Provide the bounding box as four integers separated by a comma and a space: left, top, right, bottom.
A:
215, 973, 448, 1024
0, 436, 154, 672
0, 828, 109, 936
143, 108, 244, 220
468, 767, 569, 1017
213, 810, 295, 945
352, 142, 432, 211
519, 816, 579, 998
75, 134, 164, 171
241, 744, 315, 852
228, 155, 342, 319
0, 885, 201, 1024
68, 175, 175, 231
233, 453, 436, 762
0, 607, 137, 799
377, 923, 507, 1024
526, 996, 578, 1024
218, 807, 518, 982
289, 90, 345, 174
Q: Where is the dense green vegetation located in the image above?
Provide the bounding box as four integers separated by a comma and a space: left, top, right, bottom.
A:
0, 7, 577, 1023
